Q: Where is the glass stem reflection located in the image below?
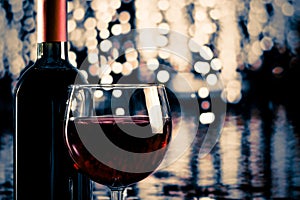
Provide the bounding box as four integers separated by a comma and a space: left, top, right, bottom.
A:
110, 188, 124, 200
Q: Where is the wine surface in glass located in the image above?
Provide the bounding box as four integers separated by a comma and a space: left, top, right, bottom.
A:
66, 115, 172, 188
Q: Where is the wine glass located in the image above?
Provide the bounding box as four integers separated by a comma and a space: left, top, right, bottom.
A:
64, 84, 172, 200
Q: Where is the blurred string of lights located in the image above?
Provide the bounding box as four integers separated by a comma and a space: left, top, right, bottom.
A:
0, 0, 299, 105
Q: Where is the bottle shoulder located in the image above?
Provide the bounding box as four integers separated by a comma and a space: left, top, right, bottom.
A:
14, 59, 88, 94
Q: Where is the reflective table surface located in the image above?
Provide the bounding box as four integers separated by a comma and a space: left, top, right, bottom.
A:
1, 104, 300, 200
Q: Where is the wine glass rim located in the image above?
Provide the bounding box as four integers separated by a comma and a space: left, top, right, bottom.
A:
68, 83, 166, 89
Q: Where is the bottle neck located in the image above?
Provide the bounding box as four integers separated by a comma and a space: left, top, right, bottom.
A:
37, 42, 68, 61
36, 1, 69, 61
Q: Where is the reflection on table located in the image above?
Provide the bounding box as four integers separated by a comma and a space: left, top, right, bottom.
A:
1, 104, 300, 199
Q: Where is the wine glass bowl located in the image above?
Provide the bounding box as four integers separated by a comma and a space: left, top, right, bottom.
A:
64, 84, 172, 199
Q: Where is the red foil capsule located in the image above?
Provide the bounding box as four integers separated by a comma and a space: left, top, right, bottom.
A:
37, 0, 67, 42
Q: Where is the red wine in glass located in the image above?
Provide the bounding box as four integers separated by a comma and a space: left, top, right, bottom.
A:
66, 115, 172, 188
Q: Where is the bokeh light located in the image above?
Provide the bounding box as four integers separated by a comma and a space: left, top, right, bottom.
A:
0, 0, 299, 107
115, 107, 125, 115
199, 112, 215, 124
157, 70, 170, 83
198, 87, 210, 99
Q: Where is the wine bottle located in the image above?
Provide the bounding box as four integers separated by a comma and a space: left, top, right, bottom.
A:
14, 0, 91, 199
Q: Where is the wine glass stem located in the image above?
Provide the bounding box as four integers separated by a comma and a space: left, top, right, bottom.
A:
110, 188, 124, 200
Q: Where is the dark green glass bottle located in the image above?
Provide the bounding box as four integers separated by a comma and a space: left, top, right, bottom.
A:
14, 0, 91, 199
